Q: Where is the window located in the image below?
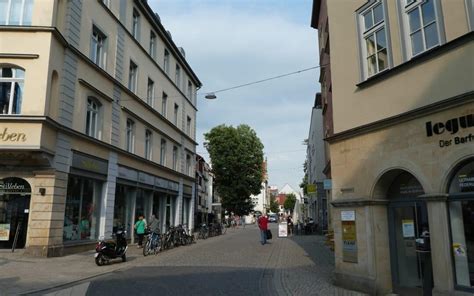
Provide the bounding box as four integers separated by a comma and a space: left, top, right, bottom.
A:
90, 25, 107, 69
147, 78, 154, 106
63, 176, 102, 241
187, 80, 192, 99
448, 160, 474, 290
149, 31, 156, 58
174, 104, 179, 126
186, 116, 191, 135
0, 66, 24, 115
126, 119, 135, 153
132, 8, 140, 39
162, 92, 167, 117
86, 97, 101, 139
0, 0, 33, 25
160, 139, 167, 165
128, 61, 138, 92
175, 65, 181, 87
357, 1, 389, 79
145, 129, 152, 160
186, 154, 191, 175
164, 49, 170, 74
173, 146, 178, 170
402, 0, 442, 57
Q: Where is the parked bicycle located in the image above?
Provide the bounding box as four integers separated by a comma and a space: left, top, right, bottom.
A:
143, 230, 161, 256
197, 223, 208, 239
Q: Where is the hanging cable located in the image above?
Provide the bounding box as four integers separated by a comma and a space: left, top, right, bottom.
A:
201, 65, 326, 96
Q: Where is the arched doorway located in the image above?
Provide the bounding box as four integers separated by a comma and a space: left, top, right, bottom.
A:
0, 177, 31, 249
385, 171, 433, 295
447, 158, 474, 292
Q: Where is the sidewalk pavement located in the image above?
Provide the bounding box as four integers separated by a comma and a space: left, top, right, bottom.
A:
0, 244, 152, 295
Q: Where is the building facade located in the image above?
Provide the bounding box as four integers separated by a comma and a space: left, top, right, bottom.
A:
195, 154, 213, 226
312, 0, 473, 295
306, 94, 328, 231
0, 0, 201, 256
311, 0, 334, 233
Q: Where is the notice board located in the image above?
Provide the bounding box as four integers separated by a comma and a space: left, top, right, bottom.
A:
341, 210, 357, 263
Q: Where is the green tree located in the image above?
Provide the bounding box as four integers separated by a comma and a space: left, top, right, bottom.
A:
204, 124, 264, 216
299, 160, 308, 195
270, 199, 279, 213
284, 193, 297, 212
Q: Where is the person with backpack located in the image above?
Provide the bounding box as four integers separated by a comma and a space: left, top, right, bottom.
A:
258, 214, 269, 245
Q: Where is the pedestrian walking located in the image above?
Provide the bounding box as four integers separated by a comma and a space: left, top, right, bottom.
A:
287, 215, 293, 236
258, 214, 269, 245
134, 214, 146, 248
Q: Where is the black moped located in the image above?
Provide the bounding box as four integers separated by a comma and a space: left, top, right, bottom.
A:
94, 229, 128, 266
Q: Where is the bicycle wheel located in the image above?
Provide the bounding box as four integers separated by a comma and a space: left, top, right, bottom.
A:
143, 240, 151, 256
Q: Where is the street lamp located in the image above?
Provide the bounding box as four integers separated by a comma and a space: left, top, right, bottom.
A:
204, 93, 217, 100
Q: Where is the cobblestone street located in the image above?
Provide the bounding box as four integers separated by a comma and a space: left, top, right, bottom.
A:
13, 224, 368, 296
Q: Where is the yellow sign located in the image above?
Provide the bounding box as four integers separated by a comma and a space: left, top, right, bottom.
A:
307, 184, 317, 194
0, 128, 26, 142
342, 220, 357, 263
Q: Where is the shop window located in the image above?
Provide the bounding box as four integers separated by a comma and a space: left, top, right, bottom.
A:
113, 185, 128, 235
63, 176, 102, 242
0, 66, 24, 115
449, 159, 474, 290
0, 0, 34, 26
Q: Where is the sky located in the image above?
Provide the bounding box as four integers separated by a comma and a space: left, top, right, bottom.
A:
150, 0, 320, 193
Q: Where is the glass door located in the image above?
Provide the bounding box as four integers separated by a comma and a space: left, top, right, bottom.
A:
0, 194, 30, 249
389, 201, 432, 295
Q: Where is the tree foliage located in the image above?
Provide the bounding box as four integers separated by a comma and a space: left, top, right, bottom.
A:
284, 193, 297, 211
204, 124, 264, 216
270, 198, 279, 213
299, 160, 308, 196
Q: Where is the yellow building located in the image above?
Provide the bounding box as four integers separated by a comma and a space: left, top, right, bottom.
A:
0, 0, 201, 256
313, 0, 473, 295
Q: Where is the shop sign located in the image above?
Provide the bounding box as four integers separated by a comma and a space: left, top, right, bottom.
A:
183, 185, 193, 195
402, 220, 415, 238
118, 166, 138, 181
453, 243, 467, 257
72, 152, 108, 174
168, 181, 179, 192
323, 179, 332, 190
307, 184, 317, 194
341, 210, 357, 263
278, 222, 288, 238
155, 177, 168, 189
138, 172, 154, 185
0, 177, 31, 194
425, 113, 473, 148
0, 224, 10, 241
0, 127, 26, 142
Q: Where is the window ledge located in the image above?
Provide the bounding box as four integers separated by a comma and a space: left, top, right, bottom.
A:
357, 31, 474, 88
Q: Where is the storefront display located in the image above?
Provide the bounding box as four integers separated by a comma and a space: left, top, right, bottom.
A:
63, 176, 102, 242
449, 159, 474, 289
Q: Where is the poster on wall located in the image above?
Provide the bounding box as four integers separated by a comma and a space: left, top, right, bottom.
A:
0, 224, 10, 241
402, 220, 415, 238
341, 211, 357, 263
278, 222, 288, 237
